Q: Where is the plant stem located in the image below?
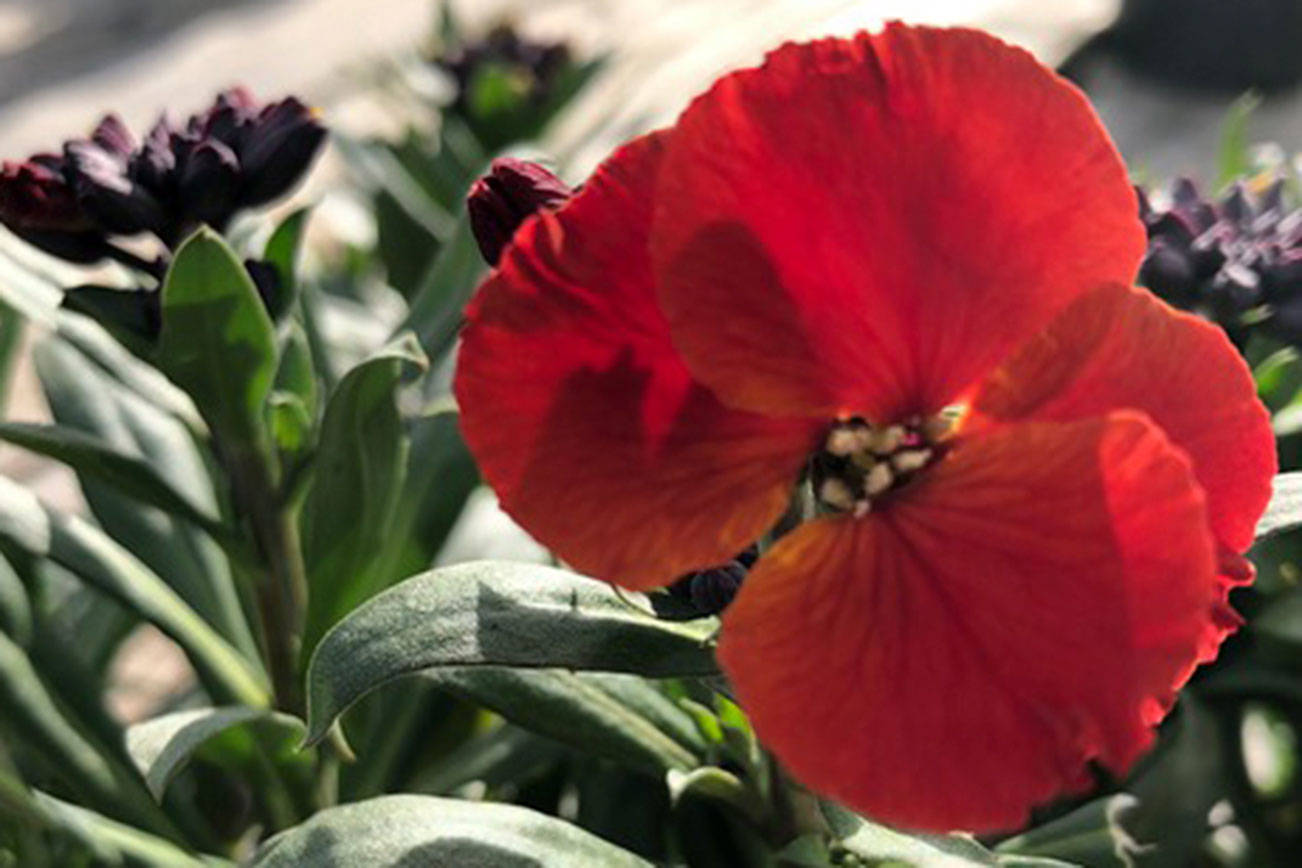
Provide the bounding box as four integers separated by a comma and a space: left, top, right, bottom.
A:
229, 446, 308, 715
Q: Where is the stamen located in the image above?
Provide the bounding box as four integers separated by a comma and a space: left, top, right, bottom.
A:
864, 461, 894, 496
811, 413, 954, 517
891, 448, 932, 474
818, 477, 858, 512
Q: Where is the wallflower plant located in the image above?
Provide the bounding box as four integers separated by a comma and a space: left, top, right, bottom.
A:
456, 25, 1277, 832
0, 15, 1299, 868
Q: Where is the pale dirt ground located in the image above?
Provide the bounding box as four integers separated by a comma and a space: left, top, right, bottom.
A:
2, 0, 1296, 720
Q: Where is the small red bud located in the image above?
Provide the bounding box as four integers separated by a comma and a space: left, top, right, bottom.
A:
466, 158, 572, 266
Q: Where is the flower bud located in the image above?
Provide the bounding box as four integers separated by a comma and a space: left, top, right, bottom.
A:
466, 158, 572, 265
0, 157, 107, 262
238, 97, 327, 207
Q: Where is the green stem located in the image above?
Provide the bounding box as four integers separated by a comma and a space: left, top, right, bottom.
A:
229, 446, 308, 715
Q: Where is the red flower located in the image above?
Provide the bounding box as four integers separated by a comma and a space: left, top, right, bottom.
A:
454, 25, 1276, 832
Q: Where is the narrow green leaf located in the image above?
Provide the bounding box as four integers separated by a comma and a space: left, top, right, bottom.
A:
1217, 92, 1261, 188
274, 321, 318, 418
371, 407, 479, 582
300, 334, 427, 658
305, 561, 718, 743
252, 794, 652, 867
262, 209, 310, 320
997, 793, 1142, 868
399, 214, 484, 360
0, 422, 226, 538
425, 668, 702, 773
0, 630, 122, 810
0, 553, 32, 644
33, 792, 220, 867
1255, 472, 1302, 541
0, 633, 177, 840
126, 707, 305, 800
823, 802, 1071, 867
54, 310, 203, 432
0, 302, 22, 411
158, 228, 276, 446
0, 476, 269, 708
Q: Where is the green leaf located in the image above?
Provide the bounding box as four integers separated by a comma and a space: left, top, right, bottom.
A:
30, 335, 258, 659
300, 334, 427, 658
0, 421, 226, 539
274, 321, 318, 418
399, 214, 485, 361
0, 476, 270, 708
822, 802, 1072, 867
424, 668, 703, 773
33, 792, 220, 867
0, 553, 32, 645
53, 309, 204, 432
0, 632, 177, 839
997, 794, 1145, 868
0, 630, 123, 810
0, 301, 22, 411
158, 228, 277, 446
369, 407, 479, 589
252, 794, 652, 866
1217, 92, 1261, 188
262, 209, 310, 320
305, 561, 718, 743
126, 707, 305, 800
1255, 472, 1302, 541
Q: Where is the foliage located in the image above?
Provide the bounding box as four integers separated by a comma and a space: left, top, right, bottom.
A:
1, 6, 1302, 867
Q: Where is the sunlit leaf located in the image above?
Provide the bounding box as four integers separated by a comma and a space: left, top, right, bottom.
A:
157, 228, 276, 447
424, 668, 703, 773
126, 707, 305, 800
0, 476, 269, 708
305, 561, 718, 743
252, 794, 651, 866
1255, 472, 1302, 541
300, 334, 427, 659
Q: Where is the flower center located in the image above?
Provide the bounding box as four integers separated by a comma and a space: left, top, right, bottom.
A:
810, 413, 955, 517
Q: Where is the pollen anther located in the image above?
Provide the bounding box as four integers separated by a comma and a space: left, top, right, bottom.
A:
811, 415, 949, 517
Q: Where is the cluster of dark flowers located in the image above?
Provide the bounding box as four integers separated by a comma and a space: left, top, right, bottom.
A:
431, 23, 571, 118
1139, 176, 1302, 346
0, 87, 325, 332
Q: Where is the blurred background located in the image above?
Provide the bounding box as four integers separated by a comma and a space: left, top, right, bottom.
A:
6, 1, 1302, 863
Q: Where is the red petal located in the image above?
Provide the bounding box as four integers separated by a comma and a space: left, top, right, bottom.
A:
455, 132, 818, 590
650, 25, 1144, 421
719, 413, 1219, 832
971, 284, 1275, 554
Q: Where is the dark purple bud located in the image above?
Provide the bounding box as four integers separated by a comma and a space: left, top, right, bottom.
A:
130, 118, 179, 192
1220, 183, 1252, 225
1139, 241, 1197, 304
64, 139, 165, 236
178, 139, 240, 229
1212, 261, 1262, 310
0, 157, 109, 263
0, 157, 90, 233
90, 114, 136, 159
238, 97, 327, 208
466, 158, 573, 265
687, 561, 746, 615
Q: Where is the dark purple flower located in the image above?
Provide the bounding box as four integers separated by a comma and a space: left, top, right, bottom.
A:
466, 158, 573, 265
433, 24, 571, 117
1, 88, 327, 261
1138, 176, 1302, 345
0, 156, 107, 263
